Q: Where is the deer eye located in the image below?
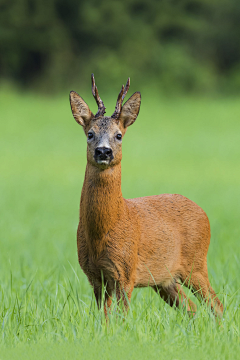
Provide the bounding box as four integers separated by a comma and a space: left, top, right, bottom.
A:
116, 134, 122, 141
87, 132, 94, 140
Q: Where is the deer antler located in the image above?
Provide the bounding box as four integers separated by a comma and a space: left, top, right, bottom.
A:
91, 74, 106, 117
111, 77, 130, 120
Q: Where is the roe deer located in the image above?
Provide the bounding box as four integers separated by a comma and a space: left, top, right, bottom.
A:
69, 75, 223, 318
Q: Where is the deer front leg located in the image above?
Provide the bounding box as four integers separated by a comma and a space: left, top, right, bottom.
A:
115, 282, 133, 313
93, 284, 112, 319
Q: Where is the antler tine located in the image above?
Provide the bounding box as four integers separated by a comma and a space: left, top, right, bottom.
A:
91, 74, 106, 117
122, 77, 130, 101
112, 77, 130, 119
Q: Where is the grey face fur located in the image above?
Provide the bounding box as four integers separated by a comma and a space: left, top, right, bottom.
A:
86, 117, 123, 168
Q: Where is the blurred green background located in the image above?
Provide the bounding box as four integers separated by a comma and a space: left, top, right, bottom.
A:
1, 0, 240, 94
0, 1, 240, 358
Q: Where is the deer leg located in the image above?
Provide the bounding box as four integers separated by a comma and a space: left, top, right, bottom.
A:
93, 285, 103, 309
175, 283, 197, 315
93, 284, 112, 319
116, 282, 133, 313
187, 272, 223, 317
153, 282, 197, 315
104, 295, 112, 318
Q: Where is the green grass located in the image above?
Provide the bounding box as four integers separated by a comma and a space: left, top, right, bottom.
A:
0, 87, 239, 359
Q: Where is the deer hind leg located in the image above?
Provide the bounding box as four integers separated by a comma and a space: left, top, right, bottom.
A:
153, 282, 197, 315
186, 272, 223, 317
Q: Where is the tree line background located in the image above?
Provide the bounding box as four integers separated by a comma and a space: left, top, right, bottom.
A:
1, 0, 240, 93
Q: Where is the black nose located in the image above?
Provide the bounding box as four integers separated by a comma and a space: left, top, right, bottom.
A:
95, 147, 113, 160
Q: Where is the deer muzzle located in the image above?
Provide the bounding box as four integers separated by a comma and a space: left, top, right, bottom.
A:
94, 147, 113, 164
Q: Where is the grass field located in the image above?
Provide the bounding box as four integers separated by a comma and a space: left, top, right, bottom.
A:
0, 87, 239, 359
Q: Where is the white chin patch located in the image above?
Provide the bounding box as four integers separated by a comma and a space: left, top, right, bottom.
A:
97, 160, 109, 165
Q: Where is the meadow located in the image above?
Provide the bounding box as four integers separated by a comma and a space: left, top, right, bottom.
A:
0, 86, 239, 359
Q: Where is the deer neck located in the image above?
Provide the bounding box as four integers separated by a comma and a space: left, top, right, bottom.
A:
80, 162, 124, 254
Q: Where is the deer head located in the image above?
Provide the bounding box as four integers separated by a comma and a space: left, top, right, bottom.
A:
70, 74, 141, 169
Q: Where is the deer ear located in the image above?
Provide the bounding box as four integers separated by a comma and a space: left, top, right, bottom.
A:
120, 92, 141, 128
69, 91, 94, 127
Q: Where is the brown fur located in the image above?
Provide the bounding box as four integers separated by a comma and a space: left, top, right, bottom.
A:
69, 77, 223, 318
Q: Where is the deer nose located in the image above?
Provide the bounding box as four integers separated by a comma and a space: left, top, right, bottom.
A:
95, 147, 113, 160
